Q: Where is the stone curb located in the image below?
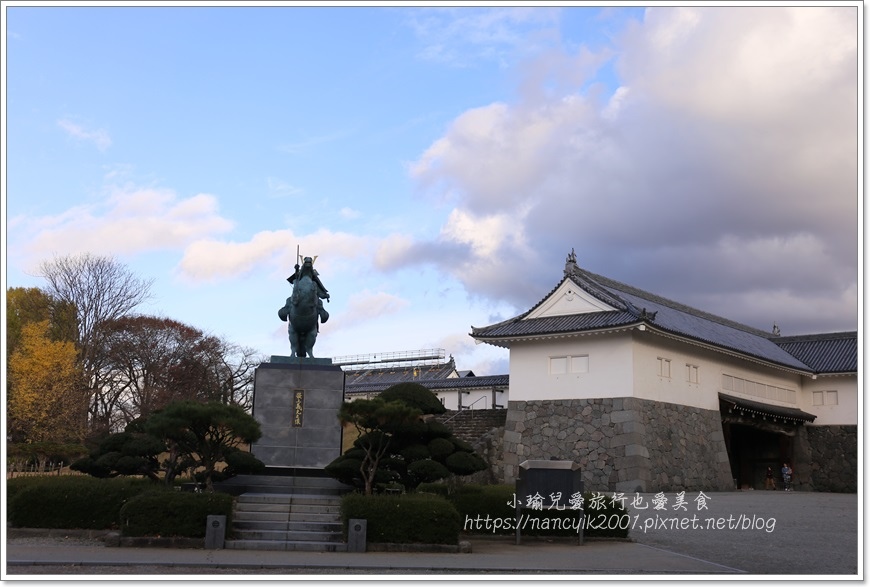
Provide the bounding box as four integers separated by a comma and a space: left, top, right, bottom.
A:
6, 528, 113, 540
7, 528, 202, 549
366, 540, 472, 553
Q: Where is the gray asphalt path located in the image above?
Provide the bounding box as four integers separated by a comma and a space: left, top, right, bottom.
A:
627, 491, 858, 576
4, 491, 859, 578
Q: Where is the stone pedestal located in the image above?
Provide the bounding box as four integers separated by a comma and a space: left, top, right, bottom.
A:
251, 358, 345, 469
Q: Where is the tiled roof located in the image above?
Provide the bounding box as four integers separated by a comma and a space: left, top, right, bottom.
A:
343, 359, 457, 386
346, 375, 509, 396
470, 310, 640, 341
720, 393, 817, 423
588, 270, 812, 372
773, 332, 858, 374
471, 260, 820, 373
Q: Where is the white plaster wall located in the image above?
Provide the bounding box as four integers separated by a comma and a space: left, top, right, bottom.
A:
631, 330, 805, 412
507, 333, 634, 401
631, 331, 721, 410
434, 389, 504, 411
435, 391, 459, 411
799, 375, 858, 426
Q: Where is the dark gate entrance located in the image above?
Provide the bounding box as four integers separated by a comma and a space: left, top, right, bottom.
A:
722, 422, 792, 489
719, 394, 816, 490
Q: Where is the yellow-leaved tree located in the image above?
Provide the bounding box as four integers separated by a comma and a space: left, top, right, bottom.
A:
8, 320, 86, 444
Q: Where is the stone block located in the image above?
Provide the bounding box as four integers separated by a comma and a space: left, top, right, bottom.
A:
615, 454, 650, 471
625, 444, 650, 459
616, 479, 646, 493
250, 361, 344, 469
610, 410, 637, 424
257, 426, 298, 446
620, 420, 647, 436
504, 430, 522, 444
610, 432, 644, 448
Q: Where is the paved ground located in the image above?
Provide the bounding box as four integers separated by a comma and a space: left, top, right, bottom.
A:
3, 491, 860, 579
626, 490, 858, 575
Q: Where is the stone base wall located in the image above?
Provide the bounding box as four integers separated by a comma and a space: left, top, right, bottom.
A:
465, 424, 506, 486
500, 397, 733, 493
805, 425, 858, 492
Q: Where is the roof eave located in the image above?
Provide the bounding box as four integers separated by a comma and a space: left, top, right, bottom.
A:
471, 323, 645, 348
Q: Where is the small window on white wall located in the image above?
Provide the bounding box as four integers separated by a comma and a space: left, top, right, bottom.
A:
549, 357, 567, 374
570, 355, 589, 373
813, 391, 824, 406
826, 390, 839, 405
686, 364, 699, 384
657, 357, 671, 378
550, 355, 589, 375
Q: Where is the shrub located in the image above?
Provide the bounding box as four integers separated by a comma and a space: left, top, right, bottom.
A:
378, 383, 446, 415
119, 490, 234, 538
416, 482, 451, 497
446, 451, 488, 475
428, 438, 455, 459
407, 459, 450, 485
341, 492, 460, 544
8, 476, 154, 529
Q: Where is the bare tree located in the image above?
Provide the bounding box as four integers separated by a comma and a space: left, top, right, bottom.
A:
38, 253, 154, 437
210, 340, 264, 411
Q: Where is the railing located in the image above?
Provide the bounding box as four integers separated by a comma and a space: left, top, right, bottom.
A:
443, 396, 488, 424
6, 461, 84, 478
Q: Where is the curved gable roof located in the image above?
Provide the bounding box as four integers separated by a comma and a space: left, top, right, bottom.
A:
472, 257, 818, 373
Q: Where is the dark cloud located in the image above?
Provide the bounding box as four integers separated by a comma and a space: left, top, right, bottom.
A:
398, 7, 858, 335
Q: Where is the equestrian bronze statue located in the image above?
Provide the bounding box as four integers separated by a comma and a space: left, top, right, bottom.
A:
278, 254, 330, 358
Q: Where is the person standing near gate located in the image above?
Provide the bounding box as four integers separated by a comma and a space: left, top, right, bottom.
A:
765, 466, 776, 490
781, 462, 793, 491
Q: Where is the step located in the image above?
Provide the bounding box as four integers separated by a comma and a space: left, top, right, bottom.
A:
233, 501, 340, 515
232, 520, 343, 533
232, 529, 343, 542
227, 486, 346, 552
233, 511, 341, 523
236, 493, 342, 505
224, 539, 348, 552
216, 474, 350, 496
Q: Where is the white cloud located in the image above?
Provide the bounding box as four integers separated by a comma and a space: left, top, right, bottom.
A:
439, 208, 526, 259
266, 177, 303, 198
177, 230, 292, 282
407, 7, 560, 67
57, 119, 112, 151
322, 290, 410, 332
340, 207, 361, 220
277, 130, 352, 155
176, 227, 382, 283
14, 185, 233, 263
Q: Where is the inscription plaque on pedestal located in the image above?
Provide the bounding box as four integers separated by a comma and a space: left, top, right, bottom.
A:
250, 359, 345, 469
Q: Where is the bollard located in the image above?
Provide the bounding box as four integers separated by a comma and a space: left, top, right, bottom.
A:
347, 518, 367, 552
205, 515, 226, 549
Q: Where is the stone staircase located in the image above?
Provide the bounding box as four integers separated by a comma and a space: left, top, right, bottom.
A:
217, 473, 350, 552
438, 408, 508, 445
225, 493, 346, 552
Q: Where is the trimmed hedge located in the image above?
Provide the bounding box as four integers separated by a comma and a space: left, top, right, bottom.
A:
417, 483, 630, 539
119, 490, 234, 538
8, 476, 155, 530
341, 493, 461, 545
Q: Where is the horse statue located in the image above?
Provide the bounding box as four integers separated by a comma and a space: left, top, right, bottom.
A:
278, 256, 329, 358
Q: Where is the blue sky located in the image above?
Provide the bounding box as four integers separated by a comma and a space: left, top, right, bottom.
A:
3, 4, 861, 376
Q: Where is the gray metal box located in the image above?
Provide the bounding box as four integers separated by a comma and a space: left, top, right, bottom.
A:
205, 515, 226, 549
347, 518, 367, 552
